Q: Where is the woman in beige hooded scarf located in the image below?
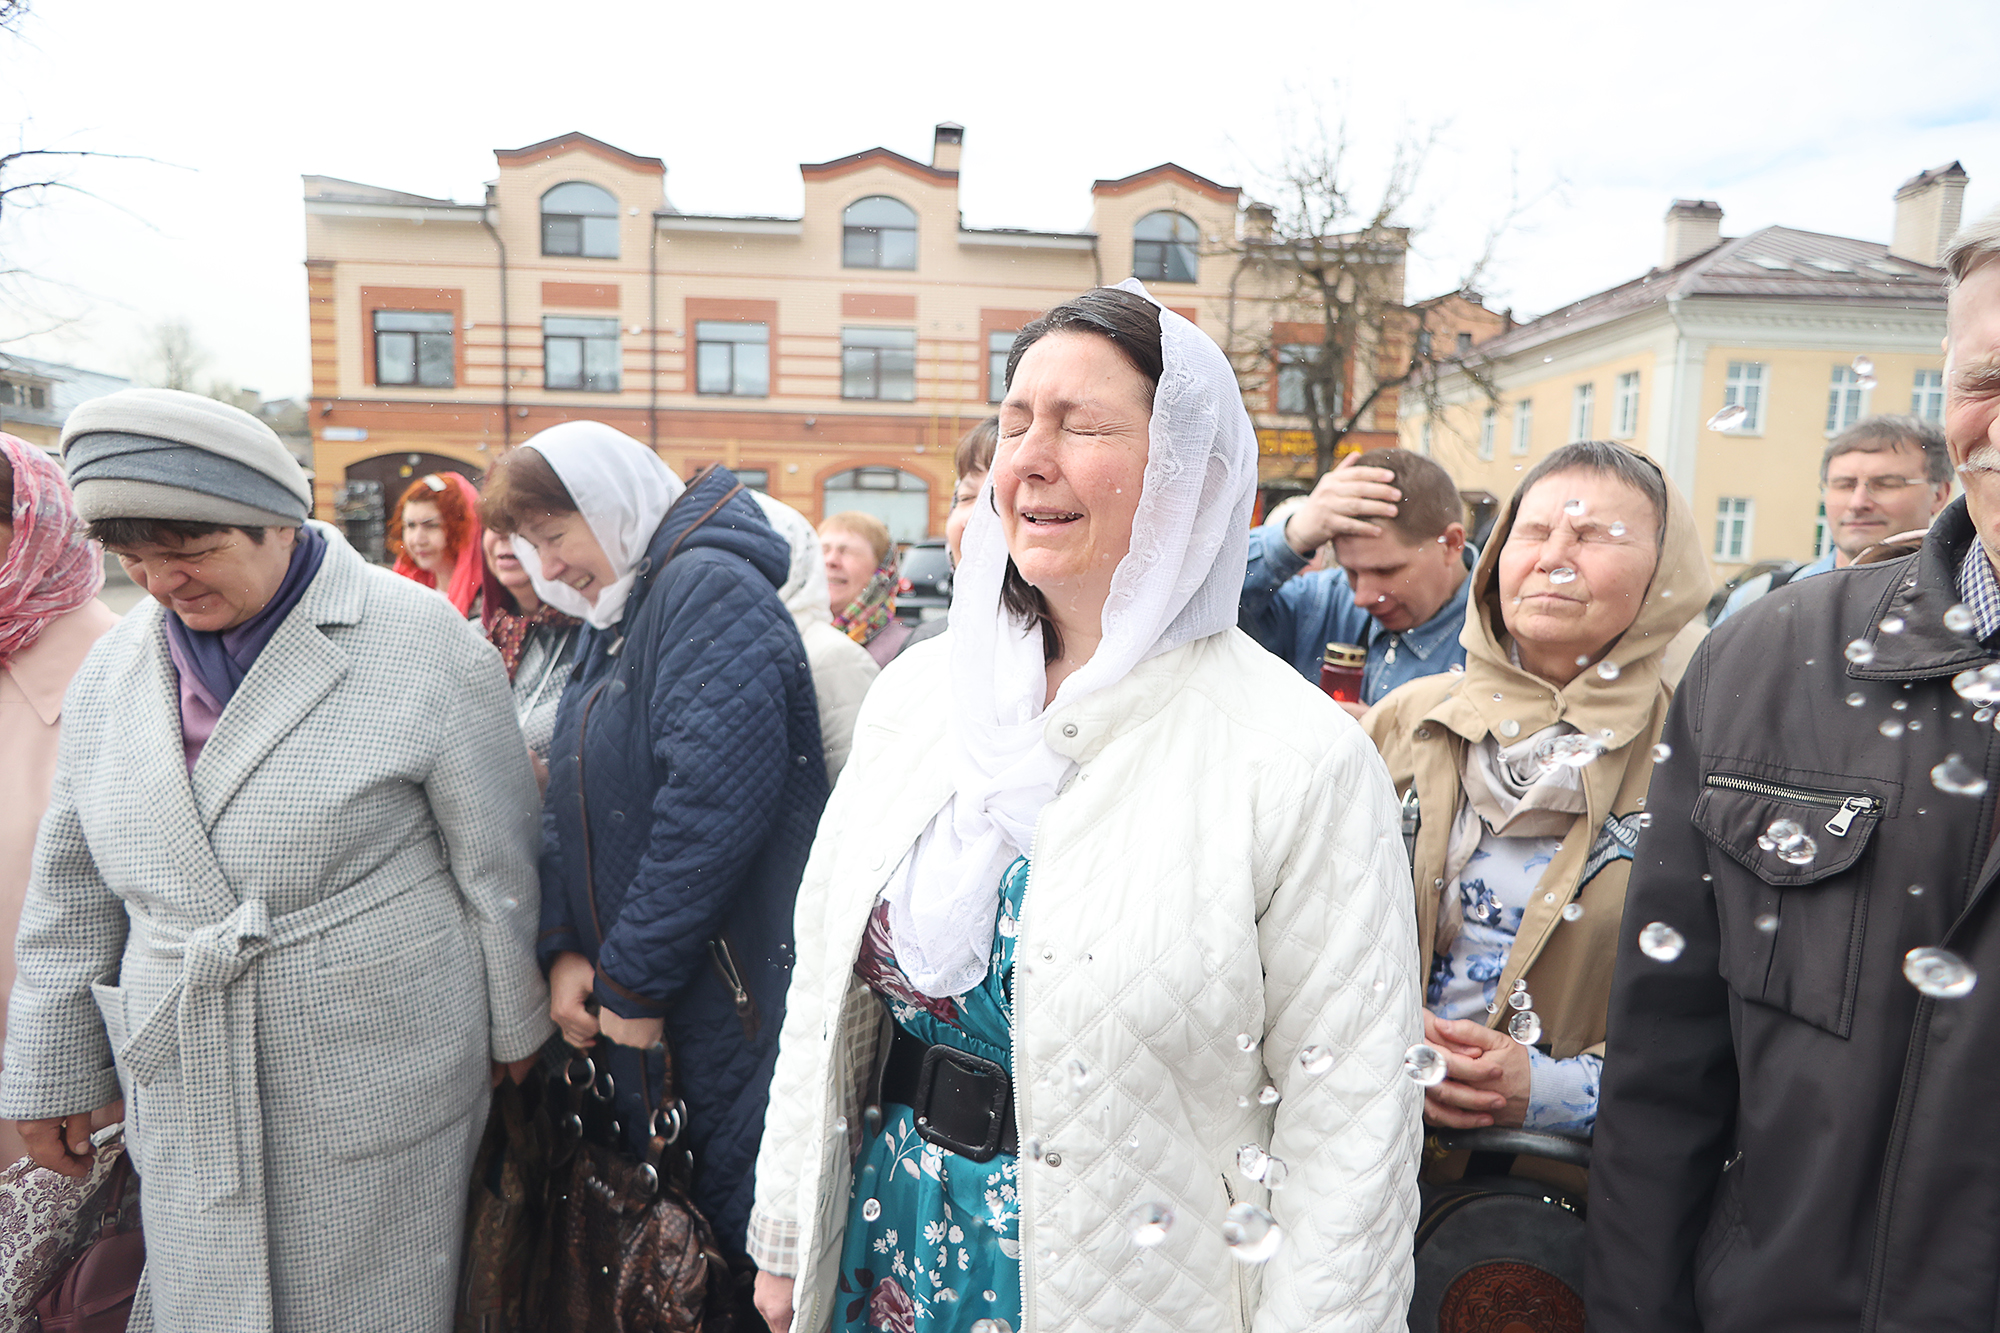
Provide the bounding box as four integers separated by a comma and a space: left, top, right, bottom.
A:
1366, 441, 1711, 1159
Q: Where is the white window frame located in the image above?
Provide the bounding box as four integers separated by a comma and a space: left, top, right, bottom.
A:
1826, 364, 1867, 435
1723, 361, 1768, 434
694, 321, 770, 398
1511, 400, 1533, 456
1478, 406, 1496, 461
1612, 371, 1641, 439
1569, 382, 1595, 442
1814, 501, 1833, 559
1714, 496, 1754, 562
1913, 367, 1945, 422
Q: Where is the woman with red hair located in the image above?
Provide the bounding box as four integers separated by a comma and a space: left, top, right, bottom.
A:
391, 471, 484, 615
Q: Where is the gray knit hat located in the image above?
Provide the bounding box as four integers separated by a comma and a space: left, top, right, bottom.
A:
60, 388, 313, 528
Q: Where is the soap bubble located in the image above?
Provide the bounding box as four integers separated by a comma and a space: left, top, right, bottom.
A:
1126, 1202, 1174, 1247
1944, 604, 1977, 635
1844, 639, 1877, 665
1507, 1011, 1542, 1045
1903, 947, 1977, 999
1639, 922, 1686, 961
1402, 1044, 1448, 1086
1707, 404, 1748, 431
1931, 754, 1989, 797
1299, 1046, 1334, 1077
1222, 1203, 1283, 1263
1561, 902, 1585, 922
1548, 567, 1578, 586
1597, 660, 1622, 681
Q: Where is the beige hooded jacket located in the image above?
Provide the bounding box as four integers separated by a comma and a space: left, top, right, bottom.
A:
1364, 459, 1712, 1063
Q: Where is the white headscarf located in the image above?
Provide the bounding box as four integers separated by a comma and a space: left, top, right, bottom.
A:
884, 279, 1259, 996
510, 421, 686, 630
749, 489, 836, 628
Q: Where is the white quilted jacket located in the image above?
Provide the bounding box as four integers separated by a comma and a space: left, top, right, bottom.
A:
750, 628, 1422, 1332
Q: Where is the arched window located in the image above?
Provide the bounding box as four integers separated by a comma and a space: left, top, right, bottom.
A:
1133, 210, 1199, 283
843, 196, 917, 270
541, 182, 619, 258
823, 466, 931, 542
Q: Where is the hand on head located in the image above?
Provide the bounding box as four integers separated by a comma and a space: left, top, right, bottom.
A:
1284, 452, 1402, 556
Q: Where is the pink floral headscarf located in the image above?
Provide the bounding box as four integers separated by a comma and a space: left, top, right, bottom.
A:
0, 433, 104, 668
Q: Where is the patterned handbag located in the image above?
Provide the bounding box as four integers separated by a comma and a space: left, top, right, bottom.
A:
0, 1124, 143, 1333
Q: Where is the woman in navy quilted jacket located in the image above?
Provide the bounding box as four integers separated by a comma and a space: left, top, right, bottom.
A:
480, 420, 829, 1275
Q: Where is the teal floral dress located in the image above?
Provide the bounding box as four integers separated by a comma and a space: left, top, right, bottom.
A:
836, 857, 1027, 1333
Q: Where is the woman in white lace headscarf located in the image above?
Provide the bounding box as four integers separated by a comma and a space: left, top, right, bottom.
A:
749, 284, 1422, 1333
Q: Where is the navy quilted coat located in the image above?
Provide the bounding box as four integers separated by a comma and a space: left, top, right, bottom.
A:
538, 466, 829, 1256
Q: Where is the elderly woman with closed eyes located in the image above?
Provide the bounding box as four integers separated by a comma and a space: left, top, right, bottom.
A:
749, 284, 1421, 1333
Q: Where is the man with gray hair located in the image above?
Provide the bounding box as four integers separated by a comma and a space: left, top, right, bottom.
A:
1587, 206, 2000, 1329
1714, 413, 1954, 621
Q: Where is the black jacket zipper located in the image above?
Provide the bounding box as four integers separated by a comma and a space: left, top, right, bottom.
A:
1704, 774, 1882, 836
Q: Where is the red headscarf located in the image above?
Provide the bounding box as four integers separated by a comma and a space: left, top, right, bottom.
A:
390, 471, 484, 615
0, 433, 104, 668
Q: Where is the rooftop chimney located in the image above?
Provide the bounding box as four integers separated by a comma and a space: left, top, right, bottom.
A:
1242, 201, 1275, 241
1662, 199, 1723, 269
1891, 161, 1968, 268
932, 122, 963, 174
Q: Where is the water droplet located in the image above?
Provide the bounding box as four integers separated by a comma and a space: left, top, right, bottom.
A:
996, 916, 1017, 938
1126, 1201, 1174, 1247
1637, 812, 1653, 828
1760, 819, 1817, 865
1563, 498, 1586, 516
1846, 693, 1866, 707
1575, 654, 1590, 666
1561, 902, 1584, 922
1953, 663, 2000, 705
1857, 375, 1878, 391
1507, 1010, 1543, 1045
1754, 913, 1779, 933
1236, 1143, 1270, 1182
1891, 698, 1909, 712
1881, 719, 1906, 738
1535, 733, 1603, 773
1299, 1046, 1334, 1077
1597, 659, 1622, 681
1908, 883, 1925, 896
1485, 999, 1499, 1014
1512, 978, 1528, 991
971, 1320, 1014, 1333
1904, 947, 1978, 999
1931, 754, 1989, 797
982, 1291, 998, 1303
1067, 1058, 1090, 1090
1026, 1137, 1043, 1161
1236, 1094, 1251, 1108
1235, 1032, 1258, 1053
1845, 639, 1877, 665
1945, 604, 1977, 635
1707, 403, 1748, 431
1508, 990, 1533, 1011
1548, 566, 1578, 586
1258, 1084, 1281, 1105
861, 1197, 882, 1222
1880, 615, 1906, 635
1609, 520, 1628, 537
1852, 354, 1875, 377
1640, 922, 1687, 961
1492, 692, 1505, 702
1499, 719, 1521, 738
1222, 1203, 1284, 1263
1263, 1156, 1290, 1190
1911, 719, 1926, 732
1651, 742, 1673, 761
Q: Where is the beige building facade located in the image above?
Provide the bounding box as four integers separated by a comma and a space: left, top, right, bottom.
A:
1405, 164, 1964, 582
304, 126, 1397, 548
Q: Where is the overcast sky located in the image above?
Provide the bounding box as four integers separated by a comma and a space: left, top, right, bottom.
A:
5, 0, 1997, 399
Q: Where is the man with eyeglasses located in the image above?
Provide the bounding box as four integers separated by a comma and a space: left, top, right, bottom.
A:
1715, 414, 1953, 621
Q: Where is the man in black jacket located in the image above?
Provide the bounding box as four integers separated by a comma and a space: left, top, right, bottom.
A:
1588, 204, 2000, 1332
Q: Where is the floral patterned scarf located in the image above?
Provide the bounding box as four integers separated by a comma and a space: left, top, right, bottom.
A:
0, 433, 104, 668
832, 552, 899, 646
480, 562, 579, 681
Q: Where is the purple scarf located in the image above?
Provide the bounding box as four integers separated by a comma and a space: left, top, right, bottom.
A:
163, 525, 327, 712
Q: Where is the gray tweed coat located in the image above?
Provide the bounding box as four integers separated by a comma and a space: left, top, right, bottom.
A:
0, 530, 553, 1332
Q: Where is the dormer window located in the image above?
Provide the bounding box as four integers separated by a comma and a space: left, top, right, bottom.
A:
542, 182, 620, 258
1133, 210, 1199, 283
843, 196, 917, 269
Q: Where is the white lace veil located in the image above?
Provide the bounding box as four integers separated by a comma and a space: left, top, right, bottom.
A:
509, 420, 687, 630
884, 279, 1258, 996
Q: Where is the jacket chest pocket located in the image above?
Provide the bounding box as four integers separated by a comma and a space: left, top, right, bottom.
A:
1694, 772, 1888, 1038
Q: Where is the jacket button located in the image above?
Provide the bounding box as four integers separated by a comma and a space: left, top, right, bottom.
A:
1044, 1152, 1062, 1167
1061, 724, 1078, 738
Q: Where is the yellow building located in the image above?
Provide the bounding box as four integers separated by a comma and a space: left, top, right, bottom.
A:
305, 125, 1393, 548
1404, 164, 1965, 582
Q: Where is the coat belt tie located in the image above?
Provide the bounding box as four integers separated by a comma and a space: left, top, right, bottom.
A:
115, 837, 442, 1208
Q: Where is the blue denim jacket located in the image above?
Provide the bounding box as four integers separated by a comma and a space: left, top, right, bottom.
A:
1238, 515, 1476, 704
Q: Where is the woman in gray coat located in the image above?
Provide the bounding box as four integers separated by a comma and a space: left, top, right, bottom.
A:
0, 389, 552, 1331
